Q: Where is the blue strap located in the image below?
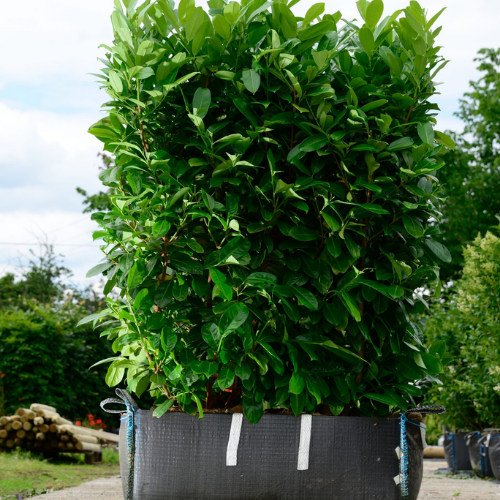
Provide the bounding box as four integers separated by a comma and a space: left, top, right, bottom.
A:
400, 414, 410, 499
101, 389, 139, 500
451, 433, 456, 471
399, 406, 446, 499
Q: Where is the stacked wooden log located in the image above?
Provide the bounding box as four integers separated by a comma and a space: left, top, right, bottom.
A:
0, 403, 118, 456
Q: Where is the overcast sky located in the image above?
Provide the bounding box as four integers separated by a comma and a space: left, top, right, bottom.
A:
0, 0, 497, 285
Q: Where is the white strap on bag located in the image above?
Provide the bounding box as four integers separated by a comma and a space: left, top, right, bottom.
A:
297, 414, 313, 471
420, 423, 428, 449
226, 413, 244, 466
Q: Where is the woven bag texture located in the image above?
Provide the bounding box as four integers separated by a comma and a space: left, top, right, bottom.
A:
466, 432, 493, 478
119, 412, 424, 500
487, 434, 500, 480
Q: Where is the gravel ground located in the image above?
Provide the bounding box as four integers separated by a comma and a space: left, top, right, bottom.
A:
420, 460, 500, 499
29, 476, 123, 499
29, 460, 500, 499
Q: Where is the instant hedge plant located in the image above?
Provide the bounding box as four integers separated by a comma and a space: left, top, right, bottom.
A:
86, 0, 454, 423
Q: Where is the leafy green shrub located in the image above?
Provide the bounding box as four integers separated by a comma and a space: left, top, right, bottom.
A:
0, 302, 114, 423
87, 0, 454, 422
426, 231, 500, 430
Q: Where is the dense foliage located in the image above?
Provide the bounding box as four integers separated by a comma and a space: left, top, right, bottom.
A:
87, 0, 454, 423
426, 231, 500, 430
437, 49, 500, 279
0, 247, 115, 423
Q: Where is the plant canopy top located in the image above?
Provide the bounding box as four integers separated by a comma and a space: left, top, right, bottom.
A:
86, 0, 453, 423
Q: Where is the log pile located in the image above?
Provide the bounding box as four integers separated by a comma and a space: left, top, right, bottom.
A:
0, 403, 118, 456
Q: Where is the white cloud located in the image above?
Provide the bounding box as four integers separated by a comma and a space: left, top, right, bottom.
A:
0, 103, 102, 212
0, 0, 112, 87
0, 103, 105, 283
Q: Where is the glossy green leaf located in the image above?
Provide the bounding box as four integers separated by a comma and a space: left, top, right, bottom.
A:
299, 135, 328, 152
304, 3, 325, 25
161, 324, 178, 352
217, 367, 235, 389
364, 393, 398, 407
153, 220, 171, 239
86, 261, 114, 278
243, 397, 263, 423
224, 2, 240, 24
242, 69, 261, 94
434, 130, 455, 150
358, 27, 374, 55
153, 399, 174, 418
193, 87, 211, 119
417, 122, 435, 145
290, 392, 306, 416
403, 215, 424, 238
202, 323, 221, 350
220, 302, 249, 336
209, 268, 233, 300
425, 240, 452, 263
105, 365, 125, 387
278, 3, 297, 38
289, 372, 305, 394
213, 14, 231, 39
387, 137, 414, 151
293, 286, 319, 310
365, 0, 384, 29
289, 226, 320, 241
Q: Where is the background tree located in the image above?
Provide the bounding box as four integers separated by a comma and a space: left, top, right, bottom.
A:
438, 48, 500, 280
426, 229, 500, 430
0, 244, 71, 309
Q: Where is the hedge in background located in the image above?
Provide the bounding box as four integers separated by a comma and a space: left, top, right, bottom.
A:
426, 231, 500, 430
0, 248, 115, 424
0, 304, 115, 424
88, 0, 454, 422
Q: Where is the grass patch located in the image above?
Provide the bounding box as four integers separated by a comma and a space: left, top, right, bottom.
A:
0, 448, 120, 499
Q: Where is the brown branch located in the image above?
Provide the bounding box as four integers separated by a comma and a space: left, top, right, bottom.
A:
403, 105, 414, 132
124, 222, 149, 244
334, 155, 355, 201
162, 385, 172, 399
160, 237, 169, 283
137, 108, 150, 154
145, 337, 172, 399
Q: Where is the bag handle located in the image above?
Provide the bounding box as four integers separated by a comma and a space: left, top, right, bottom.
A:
404, 405, 446, 417
101, 388, 139, 414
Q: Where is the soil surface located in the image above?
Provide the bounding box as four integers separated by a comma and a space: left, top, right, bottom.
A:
28, 460, 500, 499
